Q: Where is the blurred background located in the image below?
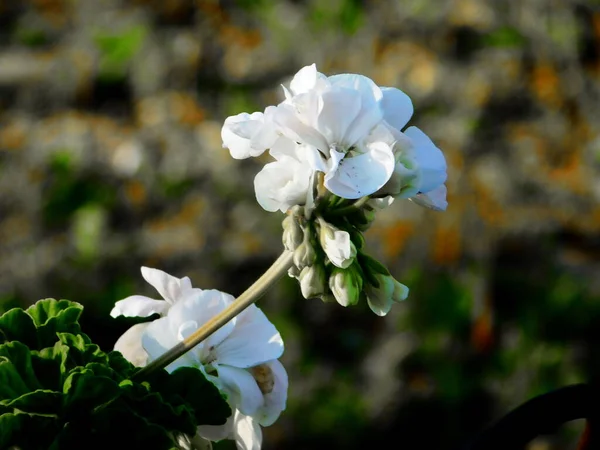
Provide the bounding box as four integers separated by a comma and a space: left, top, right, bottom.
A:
1, 0, 600, 448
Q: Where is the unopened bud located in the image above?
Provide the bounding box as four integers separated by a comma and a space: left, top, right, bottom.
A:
392, 279, 409, 303
293, 236, 317, 269
329, 265, 362, 307
298, 264, 327, 299
282, 213, 303, 251
365, 273, 396, 317
318, 219, 356, 269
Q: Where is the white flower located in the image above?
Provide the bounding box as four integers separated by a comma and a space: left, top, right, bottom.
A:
273, 64, 400, 199
111, 267, 288, 450
221, 63, 431, 210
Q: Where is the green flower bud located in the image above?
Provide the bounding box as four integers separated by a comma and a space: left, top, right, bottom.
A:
298, 264, 327, 299
329, 265, 362, 307
365, 273, 396, 317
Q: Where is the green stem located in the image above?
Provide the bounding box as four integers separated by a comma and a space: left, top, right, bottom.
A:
133, 250, 294, 379
329, 196, 370, 216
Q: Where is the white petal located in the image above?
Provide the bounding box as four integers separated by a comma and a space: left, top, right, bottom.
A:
324, 141, 395, 199
222, 112, 271, 159
381, 87, 414, 131
114, 323, 150, 367
273, 103, 330, 153
256, 360, 288, 426
290, 63, 320, 95
232, 410, 262, 450
168, 290, 237, 352
404, 126, 447, 193
141, 266, 190, 305
316, 86, 361, 146
328, 73, 384, 146
142, 316, 198, 372
197, 414, 235, 441
410, 184, 448, 211
215, 305, 283, 368
110, 295, 169, 318
216, 365, 265, 416
254, 157, 312, 213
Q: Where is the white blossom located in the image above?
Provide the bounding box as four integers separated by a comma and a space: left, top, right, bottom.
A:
111, 267, 288, 450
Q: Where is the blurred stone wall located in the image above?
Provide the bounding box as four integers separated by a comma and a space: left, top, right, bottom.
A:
1, 1, 600, 449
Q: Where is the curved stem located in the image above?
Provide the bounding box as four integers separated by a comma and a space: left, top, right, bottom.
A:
465, 384, 599, 450
133, 251, 294, 379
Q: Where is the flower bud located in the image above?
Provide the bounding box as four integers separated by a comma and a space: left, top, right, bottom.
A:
392, 279, 409, 303
293, 235, 317, 270
318, 219, 356, 269
282, 213, 303, 252
298, 264, 327, 299
365, 273, 396, 317
329, 265, 362, 307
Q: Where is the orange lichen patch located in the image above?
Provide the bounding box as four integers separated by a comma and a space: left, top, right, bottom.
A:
431, 225, 462, 265
0, 120, 28, 151
123, 180, 147, 207
32, 0, 69, 27
471, 295, 494, 353
168, 92, 206, 126
546, 150, 589, 196
530, 62, 562, 108
219, 24, 262, 50
371, 221, 415, 259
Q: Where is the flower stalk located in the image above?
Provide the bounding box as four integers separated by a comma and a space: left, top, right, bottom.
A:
133, 250, 294, 379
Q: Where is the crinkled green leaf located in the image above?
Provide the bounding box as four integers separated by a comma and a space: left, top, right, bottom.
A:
0, 412, 58, 449
0, 341, 42, 392
108, 349, 137, 378
3, 389, 62, 415
118, 378, 196, 435
57, 333, 108, 368
0, 358, 30, 400
26, 299, 83, 349
49, 406, 177, 450
164, 367, 231, 426
62, 369, 121, 415
0, 307, 38, 347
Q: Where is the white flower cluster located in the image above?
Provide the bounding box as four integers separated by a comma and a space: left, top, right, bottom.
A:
112, 267, 287, 450
222, 63, 447, 213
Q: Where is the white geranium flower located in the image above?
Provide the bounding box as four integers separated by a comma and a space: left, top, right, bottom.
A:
111, 267, 287, 450
272, 64, 400, 199
221, 63, 433, 209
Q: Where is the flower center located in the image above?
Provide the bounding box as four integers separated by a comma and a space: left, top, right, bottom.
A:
250, 364, 275, 394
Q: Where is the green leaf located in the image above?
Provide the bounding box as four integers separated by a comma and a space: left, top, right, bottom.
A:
62, 370, 121, 415
164, 367, 231, 426
0, 412, 58, 449
118, 378, 196, 435
26, 299, 83, 348
3, 389, 62, 415
0, 341, 42, 392
108, 350, 136, 378
57, 333, 108, 369
0, 358, 30, 400
0, 308, 37, 347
